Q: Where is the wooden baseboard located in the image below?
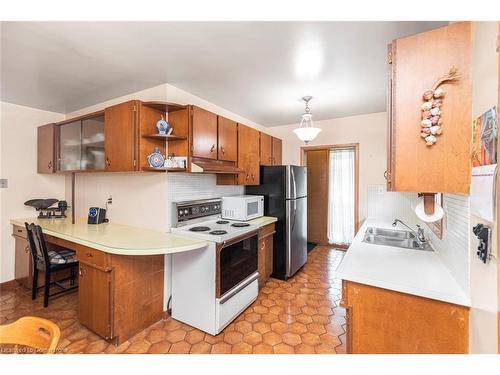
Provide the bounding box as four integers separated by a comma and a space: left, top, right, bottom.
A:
0, 279, 18, 290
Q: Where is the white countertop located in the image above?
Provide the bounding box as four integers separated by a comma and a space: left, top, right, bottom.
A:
11, 218, 207, 256
247, 216, 278, 226
336, 219, 470, 307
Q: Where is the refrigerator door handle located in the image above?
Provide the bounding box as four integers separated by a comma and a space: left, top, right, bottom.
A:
291, 167, 297, 199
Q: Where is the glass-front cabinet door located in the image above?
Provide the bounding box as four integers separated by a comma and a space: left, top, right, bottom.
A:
82, 115, 105, 170
58, 114, 105, 171
59, 120, 82, 171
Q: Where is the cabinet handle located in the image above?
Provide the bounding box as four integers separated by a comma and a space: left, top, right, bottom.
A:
106, 158, 111, 167
86, 252, 93, 258
48, 161, 52, 169
17, 229, 23, 233
245, 174, 249, 180
384, 170, 388, 180
251, 174, 255, 181
25, 246, 29, 254
79, 266, 84, 277
210, 144, 216, 153
220, 146, 225, 154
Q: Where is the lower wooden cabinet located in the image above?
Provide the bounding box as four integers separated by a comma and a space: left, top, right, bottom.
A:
78, 261, 113, 339
14, 235, 30, 289
258, 223, 275, 287
76, 244, 164, 345
341, 280, 469, 354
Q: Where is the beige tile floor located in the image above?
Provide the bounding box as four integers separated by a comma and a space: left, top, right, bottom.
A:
0, 246, 346, 354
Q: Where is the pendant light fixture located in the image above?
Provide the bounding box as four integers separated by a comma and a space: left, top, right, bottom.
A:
293, 96, 321, 144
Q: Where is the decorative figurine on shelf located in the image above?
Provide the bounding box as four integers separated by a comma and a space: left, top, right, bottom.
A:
164, 156, 178, 169
156, 115, 171, 135
148, 147, 166, 168
420, 66, 461, 146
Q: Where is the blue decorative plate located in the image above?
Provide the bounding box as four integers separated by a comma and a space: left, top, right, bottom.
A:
148, 147, 165, 168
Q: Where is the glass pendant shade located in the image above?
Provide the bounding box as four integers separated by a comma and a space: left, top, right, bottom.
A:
293, 112, 321, 144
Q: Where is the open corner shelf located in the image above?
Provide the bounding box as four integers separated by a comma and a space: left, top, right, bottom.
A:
142, 101, 187, 113
142, 134, 187, 141
142, 167, 187, 173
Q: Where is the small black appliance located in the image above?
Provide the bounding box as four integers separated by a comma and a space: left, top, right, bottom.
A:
87, 207, 108, 224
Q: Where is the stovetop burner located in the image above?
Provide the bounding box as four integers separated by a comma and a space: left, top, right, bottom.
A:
216, 220, 229, 224
189, 226, 210, 232
231, 222, 250, 227
209, 230, 228, 235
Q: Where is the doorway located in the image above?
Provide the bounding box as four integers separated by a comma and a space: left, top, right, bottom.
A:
302, 144, 359, 248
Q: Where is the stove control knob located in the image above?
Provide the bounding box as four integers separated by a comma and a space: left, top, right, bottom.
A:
178, 210, 183, 216
201, 207, 206, 213
184, 209, 189, 215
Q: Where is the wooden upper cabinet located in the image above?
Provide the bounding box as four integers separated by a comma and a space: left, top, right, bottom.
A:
237, 124, 260, 185
271, 137, 282, 165
37, 124, 56, 174
104, 100, 138, 172
191, 106, 218, 160
389, 22, 472, 193
217, 116, 237, 162
260, 132, 272, 166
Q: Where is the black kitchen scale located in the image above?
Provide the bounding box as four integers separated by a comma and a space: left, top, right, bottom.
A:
24, 199, 69, 219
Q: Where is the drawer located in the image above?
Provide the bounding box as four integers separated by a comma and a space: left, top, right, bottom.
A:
216, 277, 258, 333
44, 234, 77, 251
12, 225, 27, 239
76, 245, 110, 268
259, 223, 275, 239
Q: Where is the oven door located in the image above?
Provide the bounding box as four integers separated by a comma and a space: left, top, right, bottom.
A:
217, 230, 259, 298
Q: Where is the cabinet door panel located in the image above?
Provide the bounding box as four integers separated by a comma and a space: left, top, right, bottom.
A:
237, 124, 260, 185
37, 124, 56, 173
260, 133, 272, 166
104, 101, 137, 172
82, 115, 105, 170
264, 235, 273, 281
218, 116, 237, 161
272, 137, 282, 165
59, 120, 82, 171
78, 262, 113, 339
14, 237, 30, 289
391, 22, 471, 193
192, 106, 218, 160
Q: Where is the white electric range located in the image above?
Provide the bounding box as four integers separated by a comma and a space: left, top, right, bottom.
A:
170, 198, 260, 335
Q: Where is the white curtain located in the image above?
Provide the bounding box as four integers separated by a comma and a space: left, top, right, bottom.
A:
328, 148, 355, 245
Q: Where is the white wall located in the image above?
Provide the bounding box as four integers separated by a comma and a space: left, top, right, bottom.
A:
0, 102, 66, 283
267, 112, 387, 223
469, 21, 499, 354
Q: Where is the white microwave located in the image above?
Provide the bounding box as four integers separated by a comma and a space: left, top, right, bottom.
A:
221, 195, 264, 221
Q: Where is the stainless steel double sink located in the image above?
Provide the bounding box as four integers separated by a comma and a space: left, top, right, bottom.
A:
362, 227, 434, 251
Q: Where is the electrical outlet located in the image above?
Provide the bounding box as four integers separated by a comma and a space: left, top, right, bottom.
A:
107, 196, 113, 205
0, 179, 7, 188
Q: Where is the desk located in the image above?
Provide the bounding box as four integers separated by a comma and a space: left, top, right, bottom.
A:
11, 218, 207, 345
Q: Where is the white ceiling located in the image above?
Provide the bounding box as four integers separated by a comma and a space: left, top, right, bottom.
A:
1, 21, 446, 126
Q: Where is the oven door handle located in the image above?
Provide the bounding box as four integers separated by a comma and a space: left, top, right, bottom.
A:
221, 229, 259, 248
219, 272, 259, 305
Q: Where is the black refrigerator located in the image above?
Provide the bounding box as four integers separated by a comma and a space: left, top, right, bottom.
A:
246, 165, 307, 280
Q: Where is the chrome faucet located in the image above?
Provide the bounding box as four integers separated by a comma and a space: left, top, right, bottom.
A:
392, 219, 427, 243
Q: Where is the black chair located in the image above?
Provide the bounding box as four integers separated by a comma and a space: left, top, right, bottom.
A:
25, 223, 79, 307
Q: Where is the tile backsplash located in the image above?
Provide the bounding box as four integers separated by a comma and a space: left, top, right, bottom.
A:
165, 173, 243, 229
366, 185, 470, 294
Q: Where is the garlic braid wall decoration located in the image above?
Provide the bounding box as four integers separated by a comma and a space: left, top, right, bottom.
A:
420, 67, 461, 146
